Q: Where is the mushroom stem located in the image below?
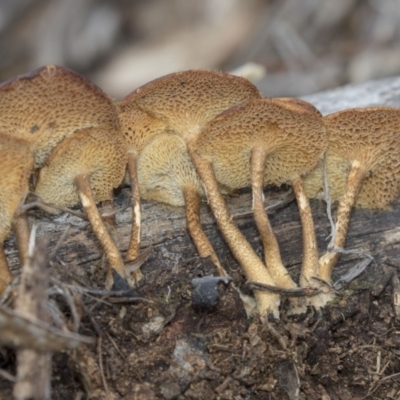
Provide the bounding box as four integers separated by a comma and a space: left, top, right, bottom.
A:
291, 177, 319, 287
12, 212, 31, 268
319, 161, 367, 282
0, 242, 11, 294
126, 153, 143, 283
251, 147, 297, 289
183, 186, 227, 277
190, 152, 280, 317
74, 173, 126, 286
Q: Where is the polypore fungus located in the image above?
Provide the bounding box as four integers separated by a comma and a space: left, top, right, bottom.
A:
117, 70, 262, 278
0, 65, 119, 168
304, 107, 400, 283
188, 98, 327, 314
0, 133, 33, 294
35, 127, 127, 288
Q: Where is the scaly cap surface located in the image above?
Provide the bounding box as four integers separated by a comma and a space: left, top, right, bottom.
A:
117, 69, 262, 140
0, 65, 119, 167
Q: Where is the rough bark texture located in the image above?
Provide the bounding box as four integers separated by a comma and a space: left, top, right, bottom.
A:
3, 76, 400, 291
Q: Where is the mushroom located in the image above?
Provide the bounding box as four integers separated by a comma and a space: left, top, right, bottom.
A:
304, 107, 400, 283
35, 127, 127, 288
0, 133, 33, 293
117, 70, 262, 278
0, 65, 121, 269
187, 98, 327, 314
0, 65, 119, 168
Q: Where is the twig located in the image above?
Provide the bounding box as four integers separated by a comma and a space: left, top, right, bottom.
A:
246, 281, 321, 297
97, 336, 108, 394
13, 228, 51, 400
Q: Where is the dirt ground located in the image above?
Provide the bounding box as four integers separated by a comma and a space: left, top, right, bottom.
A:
1, 186, 400, 400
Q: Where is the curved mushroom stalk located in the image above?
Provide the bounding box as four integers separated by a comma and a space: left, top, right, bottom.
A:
191, 151, 280, 318
183, 186, 227, 277
251, 147, 296, 289
318, 161, 367, 282
291, 177, 319, 288
125, 153, 143, 284
75, 174, 126, 288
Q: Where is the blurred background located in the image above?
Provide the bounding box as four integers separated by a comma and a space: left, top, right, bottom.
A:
1, 0, 400, 99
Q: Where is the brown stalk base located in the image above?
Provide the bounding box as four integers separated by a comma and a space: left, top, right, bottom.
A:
251, 147, 296, 289
183, 186, 227, 277
126, 154, 143, 284
75, 173, 126, 289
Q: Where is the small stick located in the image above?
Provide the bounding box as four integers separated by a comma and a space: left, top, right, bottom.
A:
246, 281, 321, 298
13, 228, 52, 400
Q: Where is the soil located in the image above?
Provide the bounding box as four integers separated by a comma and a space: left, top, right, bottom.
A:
1, 187, 400, 400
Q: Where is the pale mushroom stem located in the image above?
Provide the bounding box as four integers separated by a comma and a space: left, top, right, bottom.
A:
12, 212, 31, 268
183, 186, 228, 277
190, 152, 280, 317
251, 147, 297, 289
74, 173, 126, 288
0, 243, 11, 293
126, 153, 143, 283
291, 176, 320, 287
319, 161, 366, 282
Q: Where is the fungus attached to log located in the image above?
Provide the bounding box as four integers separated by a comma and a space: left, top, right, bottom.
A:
188, 98, 327, 315
304, 107, 400, 283
35, 128, 127, 288
117, 70, 262, 278
0, 133, 33, 294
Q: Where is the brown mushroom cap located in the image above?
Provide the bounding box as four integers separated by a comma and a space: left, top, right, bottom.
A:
36, 127, 127, 206
118, 69, 262, 140
194, 98, 326, 189
0, 133, 33, 292
0, 65, 119, 168
304, 107, 400, 209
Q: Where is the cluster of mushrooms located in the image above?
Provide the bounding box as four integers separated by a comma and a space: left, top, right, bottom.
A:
0, 65, 399, 319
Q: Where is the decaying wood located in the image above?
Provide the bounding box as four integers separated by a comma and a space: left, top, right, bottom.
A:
3, 76, 400, 297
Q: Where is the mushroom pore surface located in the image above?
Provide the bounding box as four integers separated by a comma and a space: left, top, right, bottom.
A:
35, 127, 127, 207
